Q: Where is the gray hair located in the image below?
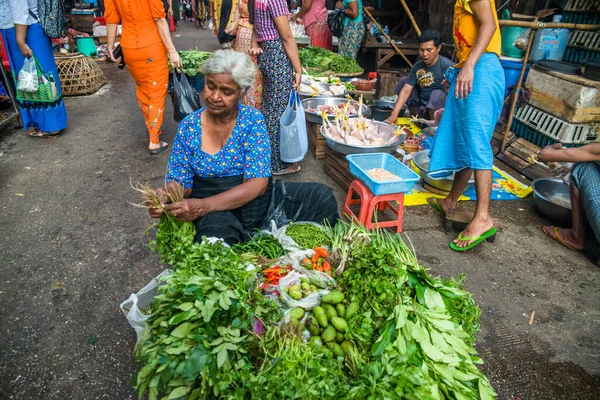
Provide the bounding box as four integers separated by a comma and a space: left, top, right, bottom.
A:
200, 50, 257, 92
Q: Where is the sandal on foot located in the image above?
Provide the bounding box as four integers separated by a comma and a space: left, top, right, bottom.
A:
542, 226, 581, 251
273, 164, 301, 176
427, 197, 447, 216
29, 130, 60, 138
449, 227, 497, 252
149, 142, 169, 155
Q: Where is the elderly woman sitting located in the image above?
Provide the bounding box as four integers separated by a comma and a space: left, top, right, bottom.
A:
149, 50, 339, 244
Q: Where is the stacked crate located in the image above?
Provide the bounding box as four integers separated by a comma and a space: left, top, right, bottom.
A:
511, 66, 600, 147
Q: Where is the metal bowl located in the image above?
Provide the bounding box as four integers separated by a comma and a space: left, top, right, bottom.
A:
302, 97, 371, 125
298, 83, 347, 101
532, 178, 572, 226
320, 121, 406, 155
412, 150, 475, 192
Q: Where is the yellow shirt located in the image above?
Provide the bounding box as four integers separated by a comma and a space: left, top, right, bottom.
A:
453, 0, 501, 67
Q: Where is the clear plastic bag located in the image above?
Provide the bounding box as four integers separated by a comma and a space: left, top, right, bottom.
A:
514, 29, 531, 51
120, 269, 171, 342
17, 57, 38, 93
277, 250, 336, 309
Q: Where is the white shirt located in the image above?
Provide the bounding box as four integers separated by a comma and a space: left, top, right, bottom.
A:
8, 0, 38, 26
0, 0, 13, 29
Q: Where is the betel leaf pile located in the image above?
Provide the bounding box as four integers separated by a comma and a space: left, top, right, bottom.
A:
133, 215, 496, 399
299, 46, 364, 75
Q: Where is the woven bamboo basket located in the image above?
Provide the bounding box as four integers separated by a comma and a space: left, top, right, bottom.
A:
54, 52, 107, 96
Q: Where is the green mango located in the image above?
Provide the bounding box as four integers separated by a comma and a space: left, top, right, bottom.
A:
324, 304, 337, 322
336, 304, 346, 319
305, 315, 320, 336
341, 340, 352, 356
289, 288, 302, 300
313, 306, 328, 328
321, 291, 345, 304
336, 332, 344, 343
331, 317, 348, 333
309, 336, 323, 349
345, 302, 359, 320
321, 325, 336, 343
331, 343, 345, 357
290, 308, 305, 320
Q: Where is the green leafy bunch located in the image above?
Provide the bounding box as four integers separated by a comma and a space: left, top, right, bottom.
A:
168, 50, 212, 76
298, 47, 363, 74
135, 240, 281, 400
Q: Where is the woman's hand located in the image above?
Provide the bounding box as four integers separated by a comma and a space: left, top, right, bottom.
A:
169, 50, 183, 68
293, 70, 302, 90
212, 27, 218, 38
249, 47, 263, 57
225, 21, 239, 35
455, 62, 474, 100
165, 198, 209, 221
148, 189, 169, 219
168, 7, 173, 16
290, 14, 299, 23
108, 47, 121, 63
18, 43, 33, 58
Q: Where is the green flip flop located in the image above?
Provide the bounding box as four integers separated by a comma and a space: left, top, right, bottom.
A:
427, 197, 446, 216
449, 227, 497, 252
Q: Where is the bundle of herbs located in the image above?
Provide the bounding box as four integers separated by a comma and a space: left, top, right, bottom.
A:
298, 46, 363, 75
168, 50, 212, 76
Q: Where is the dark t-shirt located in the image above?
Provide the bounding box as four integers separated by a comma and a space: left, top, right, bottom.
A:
406, 56, 454, 103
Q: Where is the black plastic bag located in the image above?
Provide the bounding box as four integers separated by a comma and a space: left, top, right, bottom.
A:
327, 9, 345, 38
259, 180, 304, 230
171, 70, 200, 123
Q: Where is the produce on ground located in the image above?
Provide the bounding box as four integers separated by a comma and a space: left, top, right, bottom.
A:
231, 232, 285, 259
299, 46, 363, 75
168, 50, 212, 77
366, 168, 401, 181
132, 205, 495, 399
284, 223, 332, 249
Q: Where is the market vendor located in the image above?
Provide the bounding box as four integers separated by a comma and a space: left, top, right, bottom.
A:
538, 143, 600, 251
384, 30, 453, 125
148, 50, 339, 244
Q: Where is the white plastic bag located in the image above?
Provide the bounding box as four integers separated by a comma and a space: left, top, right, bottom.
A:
280, 89, 308, 163
17, 57, 38, 93
120, 269, 171, 342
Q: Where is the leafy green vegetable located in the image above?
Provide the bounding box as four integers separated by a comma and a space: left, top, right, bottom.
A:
299, 47, 363, 75
168, 50, 212, 76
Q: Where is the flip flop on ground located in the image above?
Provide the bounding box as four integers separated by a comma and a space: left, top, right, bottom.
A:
149, 141, 169, 155
542, 226, 583, 251
449, 226, 497, 252
273, 163, 301, 176
29, 129, 60, 138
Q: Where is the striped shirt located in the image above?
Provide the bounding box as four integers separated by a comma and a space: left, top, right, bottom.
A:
254, 0, 289, 42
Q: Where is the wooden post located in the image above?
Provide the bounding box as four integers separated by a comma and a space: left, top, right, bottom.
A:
399, 0, 421, 37
363, 7, 413, 68
499, 20, 600, 30
501, 10, 555, 152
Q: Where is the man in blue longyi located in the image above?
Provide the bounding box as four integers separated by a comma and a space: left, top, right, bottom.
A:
426, 0, 504, 251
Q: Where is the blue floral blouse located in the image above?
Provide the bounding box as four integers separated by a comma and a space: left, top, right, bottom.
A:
165, 104, 272, 188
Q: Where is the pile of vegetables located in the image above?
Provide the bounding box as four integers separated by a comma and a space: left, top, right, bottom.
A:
285, 223, 332, 249
168, 50, 212, 76
132, 210, 496, 399
299, 46, 363, 75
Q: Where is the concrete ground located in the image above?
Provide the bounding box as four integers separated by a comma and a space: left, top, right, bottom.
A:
0, 22, 598, 399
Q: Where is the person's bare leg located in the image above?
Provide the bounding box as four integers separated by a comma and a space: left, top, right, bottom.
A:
543, 185, 585, 250
454, 169, 494, 248
433, 168, 473, 214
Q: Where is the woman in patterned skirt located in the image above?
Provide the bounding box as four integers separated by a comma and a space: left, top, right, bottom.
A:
337, 0, 364, 59
291, 0, 332, 50
234, 0, 262, 108
194, 0, 207, 29
248, 0, 302, 175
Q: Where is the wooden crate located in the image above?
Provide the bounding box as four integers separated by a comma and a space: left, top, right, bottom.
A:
308, 121, 326, 160
323, 147, 354, 192
496, 137, 560, 181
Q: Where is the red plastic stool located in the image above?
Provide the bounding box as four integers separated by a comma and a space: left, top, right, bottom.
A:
343, 180, 406, 233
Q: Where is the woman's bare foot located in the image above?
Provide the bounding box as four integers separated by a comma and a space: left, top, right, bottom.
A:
453, 216, 494, 249
542, 226, 584, 251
